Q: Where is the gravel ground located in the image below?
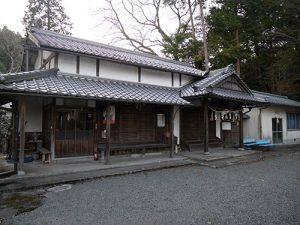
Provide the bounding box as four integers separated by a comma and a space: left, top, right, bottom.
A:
8, 151, 300, 225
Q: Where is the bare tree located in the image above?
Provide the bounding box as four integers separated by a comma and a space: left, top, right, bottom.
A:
96, 0, 198, 56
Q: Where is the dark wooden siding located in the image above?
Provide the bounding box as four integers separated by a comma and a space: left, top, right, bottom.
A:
98, 103, 171, 144
180, 107, 216, 142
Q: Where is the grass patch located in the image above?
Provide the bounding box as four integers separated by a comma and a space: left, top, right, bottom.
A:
1, 192, 45, 215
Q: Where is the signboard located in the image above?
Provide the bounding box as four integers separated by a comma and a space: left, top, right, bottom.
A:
222, 122, 231, 130
157, 114, 165, 127
102, 105, 115, 125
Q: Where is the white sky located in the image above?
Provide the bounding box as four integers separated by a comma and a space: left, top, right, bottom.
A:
0, 0, 106, 42
0, 0, 212, 52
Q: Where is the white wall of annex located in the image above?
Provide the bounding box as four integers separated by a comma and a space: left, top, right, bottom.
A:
261, 106, 300, 144
80, 56, 96, 76
141, 68, 172, 87
58, 53, 77, 74
100, 60, 138, 82
243, 108, 260, 140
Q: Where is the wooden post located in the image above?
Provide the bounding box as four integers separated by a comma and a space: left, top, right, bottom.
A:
25, 45, 29, 72
203, 99, 209, 154
50, 102, 55, 160
170, 106, 175, 158
18, 96, 26, 174
105, 102, 111, 165
11, 101, 19, 172
239, 109, 244, 148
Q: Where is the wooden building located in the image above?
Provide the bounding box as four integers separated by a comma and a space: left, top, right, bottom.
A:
0, 29, 267, 171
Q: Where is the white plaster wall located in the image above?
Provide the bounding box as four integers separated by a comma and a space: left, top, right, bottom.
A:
243, 108, 260, 139
141, 68, 172, 87
174, 106, 180, 144
24, 97, 43, 132
80, 56, 96, 76
58, 53, 77, 74
261, 106, 300, 144
181, 74, 193, 86
34, 50, 42, 70
100, 60, 138, 82
43, 51, 54, 69
173, 73, 180, 87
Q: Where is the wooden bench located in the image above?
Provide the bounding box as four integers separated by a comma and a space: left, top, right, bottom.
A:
38, 148, 51, 163
97, 142, 170, 159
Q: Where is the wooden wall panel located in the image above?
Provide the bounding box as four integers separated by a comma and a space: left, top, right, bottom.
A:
181, 107, 216, 142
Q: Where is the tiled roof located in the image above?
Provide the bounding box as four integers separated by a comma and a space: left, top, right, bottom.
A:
29, 29, 203, 77
180, 65, 266, 104
0, 69, 189, 105
253, 91, 300, 108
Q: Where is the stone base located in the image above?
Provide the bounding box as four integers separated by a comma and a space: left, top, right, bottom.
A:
17, 170, 26, 176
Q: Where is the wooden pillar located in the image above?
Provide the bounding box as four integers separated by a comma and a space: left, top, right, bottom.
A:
170, 106, 175, 158
105, 102, 111, 165
203, 99, 209, 154
11, 101, 19, 172
25, 45, 29, 72
18, 96, 26, 173
50, 102, 55, 160
239, 109, 244, 148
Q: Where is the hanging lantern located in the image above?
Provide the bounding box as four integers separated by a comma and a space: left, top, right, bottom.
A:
277, 117, 280, 124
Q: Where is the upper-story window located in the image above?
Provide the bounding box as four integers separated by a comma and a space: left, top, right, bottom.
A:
287, 113, 300, 130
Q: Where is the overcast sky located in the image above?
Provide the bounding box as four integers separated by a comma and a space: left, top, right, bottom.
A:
0, 0, 106, 42
0, 0, 212, 52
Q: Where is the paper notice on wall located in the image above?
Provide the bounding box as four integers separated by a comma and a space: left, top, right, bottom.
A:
222, 122, 231, 130
157, 114, 165, 127
102, 105, 115, 125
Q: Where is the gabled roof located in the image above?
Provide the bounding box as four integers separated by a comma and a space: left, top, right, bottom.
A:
180, 65, 266, 105
29, 29, 203, 77
0, 69, 189, 105
253, 91, 300, 108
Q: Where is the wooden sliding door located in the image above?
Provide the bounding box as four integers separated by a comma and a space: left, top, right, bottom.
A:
55, 109, 94, 157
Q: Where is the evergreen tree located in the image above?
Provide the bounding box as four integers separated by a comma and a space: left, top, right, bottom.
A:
23, 0, 73, 35
207, 0, 300, 100
0, 26, 23, 73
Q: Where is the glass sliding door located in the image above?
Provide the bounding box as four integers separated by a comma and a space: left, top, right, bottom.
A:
272, 118, 283, 144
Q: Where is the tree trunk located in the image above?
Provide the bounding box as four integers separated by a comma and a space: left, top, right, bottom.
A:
199, 0, 209, 70
47, 0, 50, 30
188, 0, 196, 40
236, 29, 240, 76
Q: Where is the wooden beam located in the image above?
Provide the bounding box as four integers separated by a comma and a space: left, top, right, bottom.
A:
239, 110, 244, 148
39, 52, 56, 70
170, 106, 175, 158
105, 102, 111, 165
203, 99, 209, 154
18, 96, 26, 173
